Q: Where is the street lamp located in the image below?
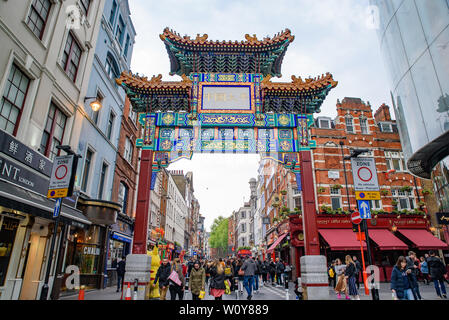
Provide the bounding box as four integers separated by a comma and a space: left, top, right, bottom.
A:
84, 96, 103, 112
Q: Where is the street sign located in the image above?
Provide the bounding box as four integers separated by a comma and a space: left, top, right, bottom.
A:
358, 200, 371, 219
351, 211, 362, 225
350, 157, 379, 191
47, 155, 75, 198
355, 191, 380, 200
53, 198, 62, 218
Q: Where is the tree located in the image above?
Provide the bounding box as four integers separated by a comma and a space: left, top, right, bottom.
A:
209, 216, 228, 258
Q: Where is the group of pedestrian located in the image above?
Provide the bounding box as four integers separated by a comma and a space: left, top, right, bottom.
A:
149, 255, 292, 300
391, 250, 448, 300
328, 255, 362, 300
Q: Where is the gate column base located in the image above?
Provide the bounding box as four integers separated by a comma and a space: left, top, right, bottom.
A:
124, 254, 152, 300
300, 255, 329, 300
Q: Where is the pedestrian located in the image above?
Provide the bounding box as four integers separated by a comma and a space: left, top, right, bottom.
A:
419, 256, 429, 285
234, 259, 244, 294
241, 255, 257, 300
427, 250, 447, 299
406, 251, 422, 300
154, 258, 172, 300
352, 256, 362, 290
275, 258, 285, 286
269, 259, 276, 285
189, 261, 205, 300
344, 255, 360, 300
208, 260, 226, 300
391, 256, 414, 300
283, 261, 292, 285
169, 258, 185, 300
334, 258, 349, 300
116, 256, 126, 292
187, 258, 194, 277
328, 260, 336, 288
253, 257, 262, 293
224, 260, 234, 292
261, 259, 269, 283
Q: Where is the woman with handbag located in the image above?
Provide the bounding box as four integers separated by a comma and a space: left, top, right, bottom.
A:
208, 260, 226, 300
189, 261, 205, 300
234, 259, 245, 294
169, 258, 185, 300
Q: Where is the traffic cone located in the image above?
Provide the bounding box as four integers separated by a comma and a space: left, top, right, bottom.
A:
78, 285, 85, 300
125, 283, 132, 300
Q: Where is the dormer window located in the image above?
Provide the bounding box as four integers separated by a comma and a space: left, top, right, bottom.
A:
319, 118, 331, 129
380, 122, 393, 133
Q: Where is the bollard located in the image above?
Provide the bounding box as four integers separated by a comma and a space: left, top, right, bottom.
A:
133, 279, 138, 300
235, 279, 239, 300
78, 285, 85, 300
285, 280, 289, 300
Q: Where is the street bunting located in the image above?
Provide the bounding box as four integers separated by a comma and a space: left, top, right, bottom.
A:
357, 200, 371, 219
351, 157, 379, 191
47, 155, 76, 199
355, 191, 381, 200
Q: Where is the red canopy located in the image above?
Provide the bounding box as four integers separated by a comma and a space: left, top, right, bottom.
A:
319, 229, 366, 251
266, 233, 288, 253
368, 229, 408, 250
398, 229, 449, 250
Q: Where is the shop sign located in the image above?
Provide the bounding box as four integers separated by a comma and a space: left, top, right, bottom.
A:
83, 246, 101, 255
436, 212, 449, 225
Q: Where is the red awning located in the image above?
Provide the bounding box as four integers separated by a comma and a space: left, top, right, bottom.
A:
319, 229, 366, 251
368, 229, 408, 250
266, 233, 288, 253
398, 229, 449, 250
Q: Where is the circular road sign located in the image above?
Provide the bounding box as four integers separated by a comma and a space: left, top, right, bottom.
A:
357, 167, 373, 182
351, 211, 362, 225
55, 164, 68, 180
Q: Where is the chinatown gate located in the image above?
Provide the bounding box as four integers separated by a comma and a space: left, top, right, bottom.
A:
116, 28, 337, 299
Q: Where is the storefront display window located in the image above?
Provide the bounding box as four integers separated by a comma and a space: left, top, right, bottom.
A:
66, 226, 103, 275
107, 240, 124, 269
0, 217, 19, 286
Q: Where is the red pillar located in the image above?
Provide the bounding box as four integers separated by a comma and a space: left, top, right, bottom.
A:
132, 149, 153, 254
299, 151, 320, 255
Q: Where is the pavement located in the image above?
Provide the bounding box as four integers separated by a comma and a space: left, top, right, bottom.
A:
59, 280, 448, 301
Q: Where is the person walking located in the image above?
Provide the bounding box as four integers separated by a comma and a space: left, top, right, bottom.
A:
234, 259, 244, 294
241, 256, 257, 300
261, 259, 269, 283
283, 261, 292, 286
116, 256, 126, 293
352, 256, 362, 290
419, 256, 430, 285
253, 258, 262, 293
406, 251, 422, 300
189, 261, 205, 300
224, 260, 234, 292
391, 256, 415, 300
269, 259, 276, 285
427, 250, 447, 299
275, 258, 285, 287
334, 258, 349, 300
344, 255, 360, 300
169, 258, 185, 300
154, 258, 172, 300
208, 260, 226, 300
328, 260, 336, 288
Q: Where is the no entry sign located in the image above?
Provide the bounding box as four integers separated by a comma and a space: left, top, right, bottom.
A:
350, 157, 379, 191
351, 211, 362, 225
47, 155, 75, 198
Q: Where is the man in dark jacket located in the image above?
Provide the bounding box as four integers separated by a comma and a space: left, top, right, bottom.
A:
253, 258, 262, 293
406, 251, 422, 300
275, 258, 285, 286
116, 256, 126, 292
427, 250, 447, 299
241, 257, 257, 300
269, 260, 276, 285
154, 259, 172, 300
352, 256, 362, 290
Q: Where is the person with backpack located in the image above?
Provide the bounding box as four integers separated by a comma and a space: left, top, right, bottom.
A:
241, 256, 257, 300
427, 250, 447, 299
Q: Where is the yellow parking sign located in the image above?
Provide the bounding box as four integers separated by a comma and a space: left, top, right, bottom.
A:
355, 191, 381, 200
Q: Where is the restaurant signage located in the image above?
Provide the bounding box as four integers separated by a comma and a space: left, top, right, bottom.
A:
436, 212, 449, 225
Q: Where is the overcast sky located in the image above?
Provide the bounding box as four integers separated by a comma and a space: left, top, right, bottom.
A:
128, 0, 392, 231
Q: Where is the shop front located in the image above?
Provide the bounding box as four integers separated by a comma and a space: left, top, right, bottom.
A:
265, 221, 290, 263
105, 213, 133, 288
0, 131, 90, 300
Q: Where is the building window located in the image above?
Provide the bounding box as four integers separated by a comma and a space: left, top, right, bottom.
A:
360, 117, 368, 134
241, 211, 246, 219
319, 119, 331, 129
81, 148, 93, 192
115, 17, 125, 46
39, 102, 67, 161
79, 0, 91, 16
124, 137, 133, 163
380, 122, 393, 133
109, 0, 117, 26
345, 116, 354, 133
124, 35, 130, 58
105, 53, 120, 80
106, 111, 115, 140
369, 200, 382, 210
241, 223, 246, 233
0, 64, 30, 135
392, 188, 415, 210
118, 182, 129, 214
98, 162, 108, 200
61, 32, 82, 82
26, 0, 51, 39
330, 188, 341, 210
385, 151, 406, 172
